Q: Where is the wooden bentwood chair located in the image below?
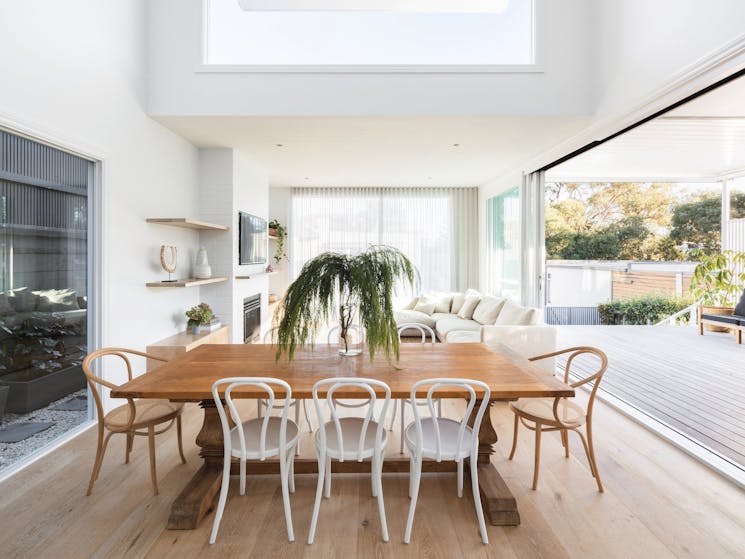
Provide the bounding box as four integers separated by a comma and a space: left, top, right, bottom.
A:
82, 348, 186, 496
508, 346, 608, 492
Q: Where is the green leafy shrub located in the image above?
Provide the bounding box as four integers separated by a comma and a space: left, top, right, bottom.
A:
598, 296, 694, 325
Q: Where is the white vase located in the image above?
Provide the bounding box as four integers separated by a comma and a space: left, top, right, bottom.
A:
194, 247, 212, 279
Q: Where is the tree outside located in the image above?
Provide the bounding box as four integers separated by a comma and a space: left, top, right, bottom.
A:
545, 182, 745, 261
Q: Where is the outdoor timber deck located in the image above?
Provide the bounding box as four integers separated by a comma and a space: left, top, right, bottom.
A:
556, 325, 745, 469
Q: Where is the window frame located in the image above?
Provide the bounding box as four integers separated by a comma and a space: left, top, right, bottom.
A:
197, 0, 545, 74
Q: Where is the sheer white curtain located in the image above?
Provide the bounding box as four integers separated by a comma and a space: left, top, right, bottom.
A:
290, 187, 478, 295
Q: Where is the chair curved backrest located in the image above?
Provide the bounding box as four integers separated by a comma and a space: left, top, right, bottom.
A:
263, 327, 279, 344
82, 348, 168, 429
312, 377, 391, 462
409, 378, 490, 462
212, 377, 293, 461
397, 323, 436, 345
528, 346, 608, 422
326, 324, 365, 345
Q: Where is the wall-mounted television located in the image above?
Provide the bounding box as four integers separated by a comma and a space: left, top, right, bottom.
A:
238, 211, 267, 265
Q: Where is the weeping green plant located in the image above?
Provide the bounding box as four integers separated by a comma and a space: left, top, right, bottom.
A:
274, 246, 416, 363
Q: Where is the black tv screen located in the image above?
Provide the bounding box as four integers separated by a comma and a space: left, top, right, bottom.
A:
238, 212, 267, 265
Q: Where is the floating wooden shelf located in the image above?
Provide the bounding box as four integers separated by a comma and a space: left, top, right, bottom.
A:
235, 271, 278, 279
146, 277, 228, 288
146, 218, 229, 231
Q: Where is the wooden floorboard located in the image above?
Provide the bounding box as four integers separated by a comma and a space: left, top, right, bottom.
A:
556, 325, 745, 467
1, 399, 744, 558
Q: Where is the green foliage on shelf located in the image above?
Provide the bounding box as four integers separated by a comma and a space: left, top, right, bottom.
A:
274, 246, 415, 363
598, 296, 694, 325
269, 219, 288, 264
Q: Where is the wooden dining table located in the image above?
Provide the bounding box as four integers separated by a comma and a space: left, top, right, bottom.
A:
111, 342, 574, 531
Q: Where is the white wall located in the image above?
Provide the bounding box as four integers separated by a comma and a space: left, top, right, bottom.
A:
146, 0, 593, 117
268, 187, 293, 299
0, 0, 200, 406
591, 0, 745, 117
198, 149, 270, 344
545, 266, 612, 307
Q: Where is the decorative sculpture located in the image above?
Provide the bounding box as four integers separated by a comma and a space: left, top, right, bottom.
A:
160, 245, 178, 282
195, 247, 212, 279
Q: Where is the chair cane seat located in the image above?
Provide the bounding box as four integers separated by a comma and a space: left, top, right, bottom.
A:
104, 399, 183, 430
511, 397, 586, 427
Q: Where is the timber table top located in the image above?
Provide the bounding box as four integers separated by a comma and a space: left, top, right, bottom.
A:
111, 343, 574, 401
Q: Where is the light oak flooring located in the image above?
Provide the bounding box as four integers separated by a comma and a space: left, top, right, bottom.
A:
0, 399, 744, 559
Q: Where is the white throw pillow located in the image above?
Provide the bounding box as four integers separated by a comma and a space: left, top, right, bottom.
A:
494, 299, 535, 325
430, 292, 453, 314
465, 288, 481, 299
450, 292, 466, 314
457, 296, 481, 320
472, 296, 506, 325
413, 296, 437, 315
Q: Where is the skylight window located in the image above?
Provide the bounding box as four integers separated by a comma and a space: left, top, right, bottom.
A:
204, 0, 536, 70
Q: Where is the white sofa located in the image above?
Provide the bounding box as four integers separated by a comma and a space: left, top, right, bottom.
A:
395, 290, 557, 367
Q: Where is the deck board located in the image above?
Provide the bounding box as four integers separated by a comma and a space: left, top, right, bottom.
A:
556, 325, 745, 468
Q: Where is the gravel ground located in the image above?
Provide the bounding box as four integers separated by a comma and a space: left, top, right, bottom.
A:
0, 389, 88, 473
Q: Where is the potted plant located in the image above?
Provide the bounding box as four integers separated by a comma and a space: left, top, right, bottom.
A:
186, 303, 214, 335
690, 250, 745, 332
268, 219, 288, 264
274, 246, 415, 362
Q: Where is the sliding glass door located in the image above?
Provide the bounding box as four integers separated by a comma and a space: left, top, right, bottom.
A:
486, 187, 520, 299
0, 130, 93, 473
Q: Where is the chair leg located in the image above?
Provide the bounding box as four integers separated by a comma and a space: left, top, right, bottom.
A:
470, 451, 489, 544
87, 426, 111, 496
408, 455, 415, 498
371, 451, 378, 497
176, 415, 187, 464
209, 449, 233, 544
388, 399, 397, 431
294, 403, 301, 456
239, 458, 247, 496
561, 429, 569, 459
324, 457, 332, 498
508, 413, 519, 460
532, 423, 542, 491
374, 450, 389, 542
457, 459, 464, 498
302, 400, 312, 432
279, 453, 295, 542
576, 426, 604, 492
308, 449, 326, 545
125, 431, 133, 464
288, 448, 296, 493
147, 424, 159, 496
400, 401, 406, 454
404, 456, 422, 544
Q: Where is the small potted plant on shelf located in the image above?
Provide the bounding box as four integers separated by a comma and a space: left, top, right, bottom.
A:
690, 250, 745, 332
185, 303, 214, 335
268, 219, 288, 264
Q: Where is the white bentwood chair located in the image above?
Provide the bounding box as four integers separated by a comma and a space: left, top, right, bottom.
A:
389, 323, 442, 454
209, 377, 299, 544
404, 378, 491, 545
308, 377, 391, 545
259, 327, 312, 439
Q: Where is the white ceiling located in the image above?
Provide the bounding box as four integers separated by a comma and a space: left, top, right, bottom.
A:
547, 75, 745, 182
156, 116, 590, 187
236, 0, 509, 12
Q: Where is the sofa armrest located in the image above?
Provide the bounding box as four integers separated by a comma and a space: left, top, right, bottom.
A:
480, 325, 557, 374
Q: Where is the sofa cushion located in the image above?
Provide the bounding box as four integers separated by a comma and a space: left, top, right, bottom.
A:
430, 293, 453, 314
435, 317, 481, 340
431, 312, 454, 322
457, 296, 481, 319
495, 299, 539, 325
735, 289, 745, 317
472, 296, 506, 325
701, 313, 740, 326
450, 292, 465, 314
394, 309, 436, 329
35, 289, 80, 312
413, 296, 437, 315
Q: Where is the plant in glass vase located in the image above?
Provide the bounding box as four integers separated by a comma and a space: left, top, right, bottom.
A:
273, 246, 416, 362
185, 303, 214, 335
